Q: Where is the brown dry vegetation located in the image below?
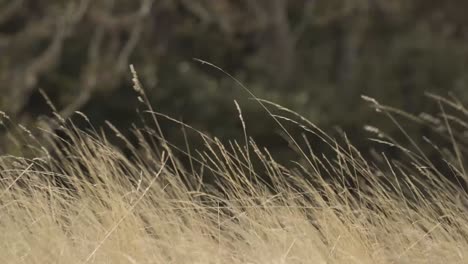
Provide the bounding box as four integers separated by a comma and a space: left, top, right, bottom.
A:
1, 72, 468, 263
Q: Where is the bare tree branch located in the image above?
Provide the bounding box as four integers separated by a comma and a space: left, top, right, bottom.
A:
5, 1, 88, 117
58, 26, 103, 120
88, 0, 150, 31
117, 0, 154, 73
59, 0, 154, 119
178, 0, 212, 24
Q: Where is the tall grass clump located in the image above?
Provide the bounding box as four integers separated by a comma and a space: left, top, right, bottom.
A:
0, 68, 467, 263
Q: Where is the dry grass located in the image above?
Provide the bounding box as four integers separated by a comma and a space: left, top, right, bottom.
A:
1, 75, 468, 263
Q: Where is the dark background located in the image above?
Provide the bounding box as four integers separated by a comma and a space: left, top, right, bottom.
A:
1, 0, 468, 164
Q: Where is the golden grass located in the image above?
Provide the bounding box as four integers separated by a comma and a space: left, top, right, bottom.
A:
1, 73, 468, 263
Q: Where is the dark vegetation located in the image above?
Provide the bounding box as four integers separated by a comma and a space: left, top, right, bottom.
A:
1, 0, 468, 183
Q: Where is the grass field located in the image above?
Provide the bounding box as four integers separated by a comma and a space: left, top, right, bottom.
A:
1, 73, 467, 263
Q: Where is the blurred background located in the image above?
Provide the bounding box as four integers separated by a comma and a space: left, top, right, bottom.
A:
1, 0, 468, 162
